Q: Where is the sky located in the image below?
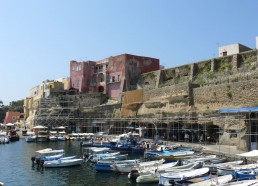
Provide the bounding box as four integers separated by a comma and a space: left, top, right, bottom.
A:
0, 0, 257, 105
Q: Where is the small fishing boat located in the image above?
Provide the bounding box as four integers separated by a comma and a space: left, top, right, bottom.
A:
113, 159, 165, 174
205, 160, 243, 172
218, 179, 258, 186
155, 151, 195, 161
217, 163, 258, 176
43, 158, 84, 168
32, 149, 65, 162
0, 131, 9, 144
57, 131, 66, 141
25, 135, 37, 142
91, 153, 127, 162
129, 161, 179, 183
159, 167, 210, 185
185, 155, 217, 163
188, 174, 233, 186
49, 131, 58, 141
95, 159, 140, 171
235, 168, 258, 181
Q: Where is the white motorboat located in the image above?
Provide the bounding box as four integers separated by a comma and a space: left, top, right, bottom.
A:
91, 153, 127, 162
218, 179, 258, 186
189, 174, 233, 186
217, 163, 258, 176
57, 136, 66, 141
205, 160, 243, 172
37, 131, 49, 142
49, 136, 58, 141
159, 167, 210, 185
131, 161, 179, 183
185, 155, 217, 163
0, 131, 9, 144
134, 161, 203, 184
113, 159, 165, 174
25, 135, 37, 142
33, 149, 65, 161
57, 131, 66, 141
95, 159, 141, 171
43, 158, 84, 168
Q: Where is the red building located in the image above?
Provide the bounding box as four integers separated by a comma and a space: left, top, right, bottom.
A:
3, 112, 24, 124
69, 54, 160, 99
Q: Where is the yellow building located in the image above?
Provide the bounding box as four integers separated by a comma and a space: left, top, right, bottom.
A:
24, 79, 65, 128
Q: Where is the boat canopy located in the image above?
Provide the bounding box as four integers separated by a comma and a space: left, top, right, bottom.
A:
219, 107, 258, 113
237, 150, 258, 157
37, 149, 64, 154
36, 148, 53, 153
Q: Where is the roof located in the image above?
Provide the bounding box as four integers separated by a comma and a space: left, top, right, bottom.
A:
219, 107, 258, 113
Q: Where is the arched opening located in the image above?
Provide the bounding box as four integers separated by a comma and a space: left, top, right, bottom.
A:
98, 86, 104, 93
206, 124, 220, 143
168, 123, 183, 141
98, 73, 105, 83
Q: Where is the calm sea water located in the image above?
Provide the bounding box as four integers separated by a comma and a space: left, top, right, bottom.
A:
0, 140, 156, 186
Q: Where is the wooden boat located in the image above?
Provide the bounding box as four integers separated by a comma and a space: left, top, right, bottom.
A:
43, 158, 84, 167
206, 160, 243, 172
189, 174, 233, 186
159, 167, 210, 185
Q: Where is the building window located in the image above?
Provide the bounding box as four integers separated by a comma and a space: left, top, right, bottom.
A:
118, 75, 120, 81
112, 76, 115, 82
222, 51, 227, 56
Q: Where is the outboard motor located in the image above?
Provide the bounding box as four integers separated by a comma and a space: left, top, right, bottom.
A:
40, 160, 44, 167
31, 156, 36, 165
36, 158, 41, 167
129, 170, 140, 181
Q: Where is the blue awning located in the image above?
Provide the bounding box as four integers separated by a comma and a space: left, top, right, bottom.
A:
219, 107, 258, 113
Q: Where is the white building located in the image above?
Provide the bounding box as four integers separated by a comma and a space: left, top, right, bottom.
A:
219, 43, 252, 57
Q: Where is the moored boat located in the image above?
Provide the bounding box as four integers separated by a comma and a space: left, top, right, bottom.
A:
159, 167, 210, 185
43, 158, 84, 168
25, 135, 37, 142
95, 159, 140, 171
189, 174, 233, 186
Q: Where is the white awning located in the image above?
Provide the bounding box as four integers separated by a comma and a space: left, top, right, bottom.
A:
6, 123, 14, 126
237, 150, 258, 157
33, 125, 47, 129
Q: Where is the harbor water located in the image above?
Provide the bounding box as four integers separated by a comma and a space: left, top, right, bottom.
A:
0, 140, 156, 186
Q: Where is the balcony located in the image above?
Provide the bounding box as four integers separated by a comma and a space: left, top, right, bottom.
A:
107, 78, 121, 84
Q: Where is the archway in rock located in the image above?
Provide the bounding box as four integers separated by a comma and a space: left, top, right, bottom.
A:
206, 124, 220, 143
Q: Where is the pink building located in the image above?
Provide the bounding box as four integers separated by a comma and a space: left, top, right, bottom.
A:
69, 54, 160, 99
3, 112, 24, 124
